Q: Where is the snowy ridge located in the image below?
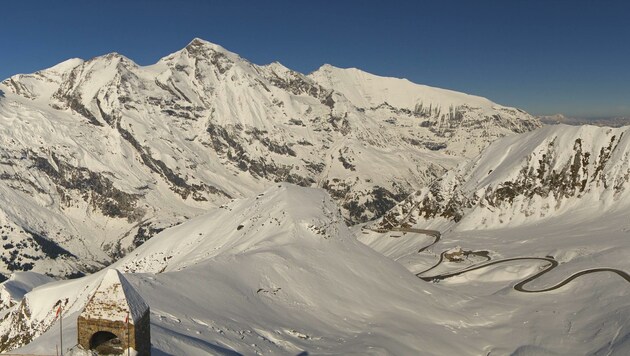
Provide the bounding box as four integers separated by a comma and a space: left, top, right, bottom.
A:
1, 58, 84, 102
2, 184, 471, 355
0, 272, 53, 312
310, 64, 496, 112
373, 124, 630, 231
0, 38, 540, 277
356, 125, 630, 355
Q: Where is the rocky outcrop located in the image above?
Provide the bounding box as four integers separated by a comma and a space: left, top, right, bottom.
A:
376, 126, 630, 229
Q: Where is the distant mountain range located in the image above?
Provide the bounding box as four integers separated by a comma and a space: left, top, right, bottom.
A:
539, 113, 630, 127
0, 38, 539, 277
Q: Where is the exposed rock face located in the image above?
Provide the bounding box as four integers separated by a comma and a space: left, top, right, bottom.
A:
0, 299, 35, 352
0, 38, 539, 276
375, 125, 630, 230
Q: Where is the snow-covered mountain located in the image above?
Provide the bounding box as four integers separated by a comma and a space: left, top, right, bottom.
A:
0, 184, 472, 355
360, 124, 630, 294
0, 38, 540, 277
0, 272, 53, 312
539, 113, 630, 127
355, 125, 630, 355
5, 183, 630, 355
371, 124, 630, 232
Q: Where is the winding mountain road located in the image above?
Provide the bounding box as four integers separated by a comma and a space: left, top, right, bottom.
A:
375, 228, 630, 293
367, 227, 440, 252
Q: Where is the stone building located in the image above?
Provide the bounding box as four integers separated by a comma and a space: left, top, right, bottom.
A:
77, 269, 150, 355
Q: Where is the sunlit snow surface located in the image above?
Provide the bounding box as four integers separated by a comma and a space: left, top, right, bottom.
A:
358, 125, 630, 355
8, 182, 629, 355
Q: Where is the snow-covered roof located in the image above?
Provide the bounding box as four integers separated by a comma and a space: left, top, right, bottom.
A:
79, 269, 149, 324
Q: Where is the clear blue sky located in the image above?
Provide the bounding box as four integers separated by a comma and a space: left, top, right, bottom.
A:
1, 0, 629, 118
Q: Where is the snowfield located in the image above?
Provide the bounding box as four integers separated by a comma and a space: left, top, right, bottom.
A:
6, 184, 476, 355
6, 179, 630, 355
360, 124, 630, 355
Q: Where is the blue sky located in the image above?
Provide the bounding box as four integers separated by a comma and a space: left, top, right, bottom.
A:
1, 0, 628, 118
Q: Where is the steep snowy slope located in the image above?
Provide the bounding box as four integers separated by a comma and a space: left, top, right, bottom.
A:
1, 184, 477, 355
355, 125, 630, 355
0, 38, 539, 277
7, 184, 630, 355
0, 272, 53, 312
0, 91, 207, 277
371, 124, 630, 232
361, 124, 630, 271
310, 64, 540, 158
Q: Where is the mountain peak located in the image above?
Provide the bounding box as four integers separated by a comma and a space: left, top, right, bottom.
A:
185, 37, 233, 55
171, 38, 244, 69
187, 37, 214, 47
313, 63, 346, 74
318, 63, 335, 70
40, 58, 84, 75
87, 52, 136, 67
263, 61, 293, 74
314, 64, 364, 74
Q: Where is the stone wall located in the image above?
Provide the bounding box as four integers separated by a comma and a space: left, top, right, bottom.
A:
77, 310, 150, 355
133, 311, 151, 355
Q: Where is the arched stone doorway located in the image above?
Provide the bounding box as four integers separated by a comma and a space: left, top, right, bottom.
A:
90, 331, 124, 354
77, 270, 151, 355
